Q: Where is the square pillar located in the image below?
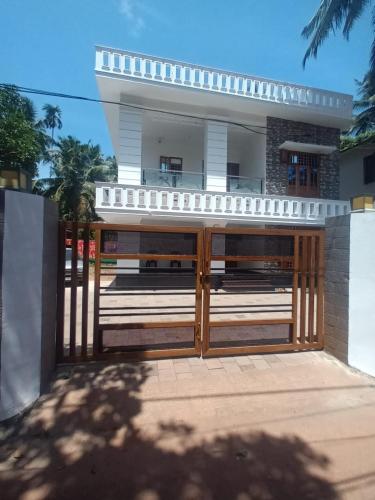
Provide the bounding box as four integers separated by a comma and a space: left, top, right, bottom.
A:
117, 227, 141, 275
118, 108, 143, 185
325, 211, 375, 377
204, 121, 227, 192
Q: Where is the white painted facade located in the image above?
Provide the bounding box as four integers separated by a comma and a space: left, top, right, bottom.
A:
95, 46, 352, 226
348, 212, 375, 377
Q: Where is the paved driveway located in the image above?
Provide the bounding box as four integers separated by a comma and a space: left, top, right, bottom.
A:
1, 351, 375, 499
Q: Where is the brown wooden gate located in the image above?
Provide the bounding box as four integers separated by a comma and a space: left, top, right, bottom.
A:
56, 222, 324, 363
202, 227, 324, 356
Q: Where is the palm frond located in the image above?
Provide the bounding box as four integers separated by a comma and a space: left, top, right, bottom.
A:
343, 0, 370, 37
302, 0, 369, 67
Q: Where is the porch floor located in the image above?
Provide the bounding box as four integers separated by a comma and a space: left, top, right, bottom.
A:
1, 352, 375, 499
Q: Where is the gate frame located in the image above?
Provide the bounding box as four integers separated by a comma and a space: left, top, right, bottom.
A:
56, 222, 325, 364
57, 222, 204, 363
201, 226, 325, 358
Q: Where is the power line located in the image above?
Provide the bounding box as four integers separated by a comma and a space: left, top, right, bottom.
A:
0, 83, 268, 136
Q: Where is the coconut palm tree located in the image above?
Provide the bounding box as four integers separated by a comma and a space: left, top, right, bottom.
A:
351, 71, 375, 134
34, 136, 115, 221
42, 104, 62, 141
302, 1, 375, 71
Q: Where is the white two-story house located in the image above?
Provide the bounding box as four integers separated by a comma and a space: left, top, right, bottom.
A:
95, 46, 352, 231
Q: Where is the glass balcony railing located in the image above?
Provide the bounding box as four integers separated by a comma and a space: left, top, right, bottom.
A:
141, 168, 263, 194
227, 175, 263, 194
142, 168, 204, 190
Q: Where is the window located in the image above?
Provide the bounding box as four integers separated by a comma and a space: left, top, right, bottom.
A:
160, 156, 183, 173
364, 153, 375, 184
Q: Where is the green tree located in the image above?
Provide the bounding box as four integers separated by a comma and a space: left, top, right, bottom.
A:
302, 1, 375, 134
34, 136, 116, 221
42, 104, 62, 141
302, 1, 374, 70
350, 71, 375, 134
0, 85, 48, 177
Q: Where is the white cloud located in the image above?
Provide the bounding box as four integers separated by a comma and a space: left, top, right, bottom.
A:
119, 0, 146, 37
119, 0, 167, 37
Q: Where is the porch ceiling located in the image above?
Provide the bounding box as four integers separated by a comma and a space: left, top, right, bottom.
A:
96, 73, 351, 153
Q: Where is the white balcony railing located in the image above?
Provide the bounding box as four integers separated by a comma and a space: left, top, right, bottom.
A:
95, 46, 352, 119
96, 183, 350, 226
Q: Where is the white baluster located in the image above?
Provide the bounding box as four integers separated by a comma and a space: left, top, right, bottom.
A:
238, 77, 244, 94
277, 85, 284, 102
255, 198, 261, 214
175, 65, 182, 83
215, 195, 222, 212
161, 191, 168, 209
283, 200, 289, 216
225, 196, 232, 212
203, 71, 210, 89
261, 82, 268, 99
246, 79, 252, 95
164, 63, 172, 81
264, 199, 271, 215
114, 188, 122, 205
235, 197, 242, 213
183, 193, 190, 210
194, 194, 201, 211
193, 68, 200, 87
245, 197, 252, 213
172, 192, 180, 210
184, 67, 191, 85
150, 190, 157, 208
292, 201, 298, 217
126, 188, 134, 207
273, 200, 280, 216
205, 194, 212, 211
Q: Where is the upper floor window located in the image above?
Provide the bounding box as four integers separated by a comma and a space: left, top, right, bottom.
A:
364, 153, 375, 184
160, 156, 183, 173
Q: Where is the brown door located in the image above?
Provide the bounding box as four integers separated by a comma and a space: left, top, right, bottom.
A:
287, 152, 319, 198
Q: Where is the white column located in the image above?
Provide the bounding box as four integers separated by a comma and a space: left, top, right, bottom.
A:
204, 121, 227, 192
117, 218, 142, 275
118, 108, 143, 185
211, 232, 225, 274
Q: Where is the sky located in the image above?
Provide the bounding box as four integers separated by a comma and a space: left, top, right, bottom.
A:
0, 0, 373, 177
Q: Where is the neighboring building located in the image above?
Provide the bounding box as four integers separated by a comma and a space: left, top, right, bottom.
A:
340, 142, 375, 201
94, 46, 352, 227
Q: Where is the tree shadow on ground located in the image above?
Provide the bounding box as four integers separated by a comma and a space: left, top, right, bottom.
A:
0, 362, 338, 500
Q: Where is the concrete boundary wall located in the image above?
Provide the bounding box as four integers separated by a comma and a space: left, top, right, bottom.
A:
325, 211, 375, 377
0, 191, 58, 421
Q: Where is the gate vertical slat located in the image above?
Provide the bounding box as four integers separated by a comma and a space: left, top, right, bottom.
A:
292, 235, 300, 345
69, 222, 78, 357
308, 236, 316, 342
194, 229, 203, 352
56, 222, 66, 362
316, 233, 325, 345
202, 229, 211, 355
93, 228, 101, 356
81, 225, 90, 357
299, 236, 307, 343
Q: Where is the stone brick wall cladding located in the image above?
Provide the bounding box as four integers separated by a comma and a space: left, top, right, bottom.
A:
266, 117, 340, 199
324, 215, 350, 363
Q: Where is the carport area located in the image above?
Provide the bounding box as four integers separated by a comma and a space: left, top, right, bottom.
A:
1, 351, 375, 500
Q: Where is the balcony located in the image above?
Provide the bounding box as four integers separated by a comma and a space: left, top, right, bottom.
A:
96, 183, 350, 226
142, 168, 204, 190
141, 168, 263, 194
95, 46, 353, 121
